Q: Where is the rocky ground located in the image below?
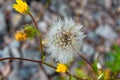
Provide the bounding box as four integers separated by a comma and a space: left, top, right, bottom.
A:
0, 0, 120, 80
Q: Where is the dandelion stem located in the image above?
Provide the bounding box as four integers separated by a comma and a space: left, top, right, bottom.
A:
28, 12, 44, 61
78, 53, 96, 73
0, 57, 83, 79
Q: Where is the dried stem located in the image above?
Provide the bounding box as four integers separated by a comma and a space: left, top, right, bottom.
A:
28, 12, 44, 61
78, 53, 96, 73
0, 57, 82, 79
28, 13, 38, 30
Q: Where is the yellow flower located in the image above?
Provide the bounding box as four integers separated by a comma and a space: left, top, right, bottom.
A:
15, 31, 27, 41
13, 0, 29, 14
56, 63, 67, 73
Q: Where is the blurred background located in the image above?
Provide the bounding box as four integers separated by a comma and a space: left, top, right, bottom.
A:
0, 0, 120, 80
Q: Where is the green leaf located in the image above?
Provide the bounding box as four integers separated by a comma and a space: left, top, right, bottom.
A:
92, 59, 98, 73
55, 75, 76, 80
24, 25, 40, 39
105, 45, 120, 72
69, 76, 76, 80
75, 68, 87, 79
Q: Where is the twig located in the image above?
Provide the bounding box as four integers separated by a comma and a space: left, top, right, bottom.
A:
28, 12, 44, 61
77, 53, 96, 74
0, 57, 82, 80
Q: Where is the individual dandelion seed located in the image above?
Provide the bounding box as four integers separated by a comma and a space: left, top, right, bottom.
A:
45, 17, 86, 63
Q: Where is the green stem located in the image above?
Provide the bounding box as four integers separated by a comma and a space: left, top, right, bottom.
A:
0, 57, 82, 79
28, 12, 44, 61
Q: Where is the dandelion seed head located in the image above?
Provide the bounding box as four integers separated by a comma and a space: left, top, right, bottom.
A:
46, 17, 85, 63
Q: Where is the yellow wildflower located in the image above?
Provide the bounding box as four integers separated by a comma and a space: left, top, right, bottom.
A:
13, 0, 29, 14
104, 69, 110, 80
15, 31, 27, 41
56, 63, 67, 73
